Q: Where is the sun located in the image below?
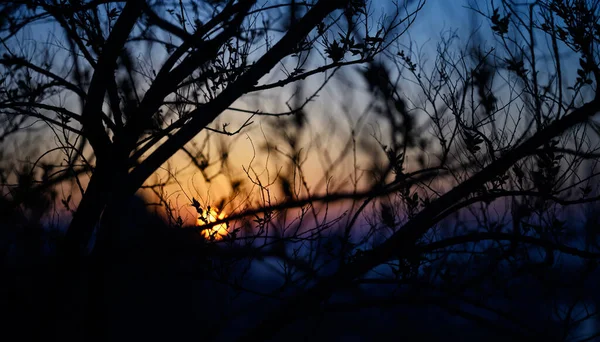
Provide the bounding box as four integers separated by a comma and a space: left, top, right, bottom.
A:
197, 207, 228, 240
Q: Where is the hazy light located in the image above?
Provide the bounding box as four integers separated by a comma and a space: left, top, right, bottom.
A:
197, 208, 228, 241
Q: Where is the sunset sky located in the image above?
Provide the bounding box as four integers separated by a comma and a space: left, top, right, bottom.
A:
15, 0, 572, 232
75, 0, 488, 233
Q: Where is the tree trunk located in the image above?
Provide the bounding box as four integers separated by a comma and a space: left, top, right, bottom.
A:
58, 160, 130, 341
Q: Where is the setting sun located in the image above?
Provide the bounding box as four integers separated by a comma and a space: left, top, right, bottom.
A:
197, 208, 229, 240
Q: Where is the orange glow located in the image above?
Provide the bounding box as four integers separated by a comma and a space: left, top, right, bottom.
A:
197, 208, 229, 240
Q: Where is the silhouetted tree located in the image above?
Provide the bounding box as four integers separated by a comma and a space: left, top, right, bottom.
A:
238, 1, 600, 340
2, 0, 600, 341
0, 0, 425, 340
